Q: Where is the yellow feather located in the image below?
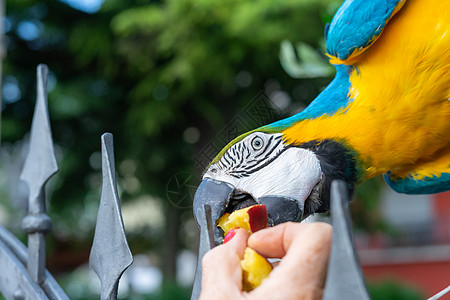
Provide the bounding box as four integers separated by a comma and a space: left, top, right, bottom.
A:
393, 143, 450, 179
283, 0, 450, 180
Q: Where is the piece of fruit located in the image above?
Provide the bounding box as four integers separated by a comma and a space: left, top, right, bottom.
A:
217, 204, 271, 291
240, 247, 272, 292
217, 204, 268, 236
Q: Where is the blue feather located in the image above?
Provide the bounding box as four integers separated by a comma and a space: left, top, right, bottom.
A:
384, 172, 450, 194
326, 0, 403, 60
263, 65, 352, 131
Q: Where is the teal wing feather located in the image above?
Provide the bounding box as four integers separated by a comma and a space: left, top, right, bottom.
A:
384, 172, 450, 194
326, 0, 405, 60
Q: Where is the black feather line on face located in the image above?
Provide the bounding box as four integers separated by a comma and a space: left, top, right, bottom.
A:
210, 134, 288, 179
298, 139, 357, 215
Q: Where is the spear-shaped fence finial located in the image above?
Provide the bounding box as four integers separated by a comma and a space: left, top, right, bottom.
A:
322, 180, 370, 300
90, 133, 133, 300
19, 64, 58, 284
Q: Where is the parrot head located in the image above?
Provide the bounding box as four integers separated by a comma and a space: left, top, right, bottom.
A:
193, 129, 359, 242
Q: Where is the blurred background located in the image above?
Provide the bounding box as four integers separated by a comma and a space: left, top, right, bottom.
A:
0, 0, 449, 299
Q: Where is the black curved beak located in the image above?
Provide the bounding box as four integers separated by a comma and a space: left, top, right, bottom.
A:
259, 196, 304, 225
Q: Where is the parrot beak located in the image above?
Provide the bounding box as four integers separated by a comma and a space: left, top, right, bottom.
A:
259, 195, 304, 225
191, 178, 305, 299
193, 178, 304, 243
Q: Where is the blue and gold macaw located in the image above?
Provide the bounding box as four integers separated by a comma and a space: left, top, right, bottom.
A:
193, 0, 450, 238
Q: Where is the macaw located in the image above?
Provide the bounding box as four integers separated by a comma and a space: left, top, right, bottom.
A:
193, 0, 450, 240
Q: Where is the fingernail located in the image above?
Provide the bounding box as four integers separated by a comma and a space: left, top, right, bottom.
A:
224, 227, 240, 243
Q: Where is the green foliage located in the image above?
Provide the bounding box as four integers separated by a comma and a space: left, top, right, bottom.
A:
367, 280, 424, 300
152, 281, 191, 300
280, 40, 335, 78
110, 0, 335, 136
352, 177, 390, 233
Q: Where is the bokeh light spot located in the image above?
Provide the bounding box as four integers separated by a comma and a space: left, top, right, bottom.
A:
152, 84, 169, 101
2, 76, 21, 104
270, 90, 291, 111
89, 151, 102, 170
183, 127, 200, 144
59, 0, 104, 14
236, 70, 252, 88
17, 20, 41, 41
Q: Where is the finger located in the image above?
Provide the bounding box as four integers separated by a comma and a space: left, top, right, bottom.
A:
276, 223, 332, 288
247, 222, 304, 258
199, 229, 249, 300
248, 223, 332, 300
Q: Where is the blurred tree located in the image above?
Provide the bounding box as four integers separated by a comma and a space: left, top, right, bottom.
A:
368, 280, 424, 300
352, 177, 389, 234
1, 0, 342, 291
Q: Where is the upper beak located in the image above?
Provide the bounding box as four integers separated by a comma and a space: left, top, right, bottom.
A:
191, 178, 234, 300
193, 178, 235, 244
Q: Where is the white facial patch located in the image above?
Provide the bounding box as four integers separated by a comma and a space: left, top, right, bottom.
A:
235, 148, 322, 203
205, 144, 322, 206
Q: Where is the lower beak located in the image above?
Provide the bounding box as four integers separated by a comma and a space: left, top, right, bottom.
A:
259, 195, 304, 225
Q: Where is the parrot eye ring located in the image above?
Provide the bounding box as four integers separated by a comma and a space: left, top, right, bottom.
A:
251, 136, 264, 150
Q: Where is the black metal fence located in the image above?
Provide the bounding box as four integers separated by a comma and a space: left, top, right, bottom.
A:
0, 65, 132, 300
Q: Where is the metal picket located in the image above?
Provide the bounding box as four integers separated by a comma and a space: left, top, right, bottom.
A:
0, 65, 132, 300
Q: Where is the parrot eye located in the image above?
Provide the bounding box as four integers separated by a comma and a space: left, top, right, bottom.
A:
251, 136, 264, 150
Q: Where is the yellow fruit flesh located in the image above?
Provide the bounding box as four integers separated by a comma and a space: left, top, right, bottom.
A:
216, 207, 252, 236
217, 205, 272, 291
240, 247, 272, 292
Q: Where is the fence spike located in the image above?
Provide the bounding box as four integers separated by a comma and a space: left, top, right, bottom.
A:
322, 180, 370, 300
90, 133, 133, 300
19, 64, 58, 283
191, 204, 215, 300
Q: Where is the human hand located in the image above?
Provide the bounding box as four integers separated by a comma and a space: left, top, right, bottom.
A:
199, 222, 332, 300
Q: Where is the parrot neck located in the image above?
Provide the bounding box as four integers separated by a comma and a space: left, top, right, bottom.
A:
263, 65, 353, 131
